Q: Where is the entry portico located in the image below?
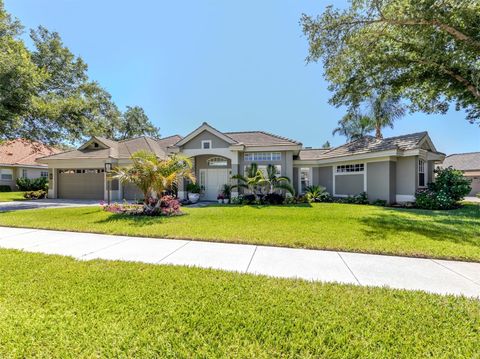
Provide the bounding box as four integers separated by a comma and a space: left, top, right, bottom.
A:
167, 122, 302, 200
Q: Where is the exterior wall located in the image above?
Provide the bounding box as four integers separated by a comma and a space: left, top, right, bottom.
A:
335, 174, 364, 196
16, 168, 48, 180
193, 154, 232, 181
0, 166, 17, 190
182, 130, 230, 150
367, 161, 396, 203
396, 156, 417, 197
315, 166, 333, 194
427, 160, 435, 184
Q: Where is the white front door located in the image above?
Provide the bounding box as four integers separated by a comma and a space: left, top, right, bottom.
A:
200, 169, 229, 201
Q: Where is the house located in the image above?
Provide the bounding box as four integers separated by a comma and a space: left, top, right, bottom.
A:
0, 139, 61, 191
38, 122, 445, 203
439, 152, 480, 196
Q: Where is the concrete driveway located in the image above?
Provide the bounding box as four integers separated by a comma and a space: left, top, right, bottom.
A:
0, 199, 99, 211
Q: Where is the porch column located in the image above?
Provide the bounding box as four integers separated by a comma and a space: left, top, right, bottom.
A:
177, 177, 186, 200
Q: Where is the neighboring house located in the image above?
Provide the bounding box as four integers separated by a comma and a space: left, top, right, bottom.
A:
439, 152, 480, 196
38, 122, 445, 203
0, 139, 61, 191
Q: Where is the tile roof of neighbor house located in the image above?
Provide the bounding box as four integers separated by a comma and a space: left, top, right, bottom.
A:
440, 152, 480, 171
0, 139, 61, 167
296, 132, 436, 160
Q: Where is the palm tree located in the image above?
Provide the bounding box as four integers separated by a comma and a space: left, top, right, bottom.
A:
332, 111, 373, 141
368, 94, 406, 139
231, 163, 262, 196
256, 164, 295, 196
113, 150, 159, 204
113, 151, 195, 204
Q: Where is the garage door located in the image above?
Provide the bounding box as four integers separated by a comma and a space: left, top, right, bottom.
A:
123, 183, 144, 201
57, 169, 104, 199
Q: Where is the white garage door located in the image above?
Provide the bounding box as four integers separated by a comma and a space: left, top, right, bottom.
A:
57, 169, 104, 200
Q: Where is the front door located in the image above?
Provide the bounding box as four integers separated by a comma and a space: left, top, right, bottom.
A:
200, 169, 229, 201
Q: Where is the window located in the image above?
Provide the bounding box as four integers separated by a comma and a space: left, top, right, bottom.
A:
207, 157, 228, 167
41, 171, 48, 178
22, 169, 28, 178
418, 159, 426, 187
244, 152, 281, 161
244, 165, 281, 176
300, 168, 311, 193
201, 140, 212, 149
0, 169, 13, 181
336, 163, 364, 173
58, 169, 104, 174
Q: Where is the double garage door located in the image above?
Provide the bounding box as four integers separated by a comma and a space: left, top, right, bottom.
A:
57, 169, 104, 200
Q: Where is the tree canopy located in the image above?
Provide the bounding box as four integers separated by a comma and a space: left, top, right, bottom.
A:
302, 0, 480, 125
0, 1, 159, 145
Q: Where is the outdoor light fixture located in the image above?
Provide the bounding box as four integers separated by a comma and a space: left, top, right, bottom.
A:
105, 163, 112, 172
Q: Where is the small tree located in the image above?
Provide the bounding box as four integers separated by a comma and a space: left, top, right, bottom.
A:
256, 164, 295, 196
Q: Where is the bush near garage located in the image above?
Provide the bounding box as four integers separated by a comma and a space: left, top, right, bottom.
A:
0, 185, 11, 192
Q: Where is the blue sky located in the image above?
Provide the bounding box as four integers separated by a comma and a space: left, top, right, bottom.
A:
6, 0, 479, 154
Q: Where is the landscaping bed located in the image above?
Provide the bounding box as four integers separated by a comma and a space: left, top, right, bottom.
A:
0, 249, 478, 357
0, 203, 479, 261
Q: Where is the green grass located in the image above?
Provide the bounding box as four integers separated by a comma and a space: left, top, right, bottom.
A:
0, 249, 478, 357
0, 191, 25, 202
0, 203, 479, 261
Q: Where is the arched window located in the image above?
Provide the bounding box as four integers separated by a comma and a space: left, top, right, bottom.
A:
207, 157, 228, 167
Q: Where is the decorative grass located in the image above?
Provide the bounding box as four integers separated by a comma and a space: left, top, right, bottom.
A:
0, 203, 479, 261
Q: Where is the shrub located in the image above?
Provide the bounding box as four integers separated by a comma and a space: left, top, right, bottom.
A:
241, 194, 257, 205
23, 190, 47, 200
0, 185, 11, 192
414, 167, 471, 210
338, 192, 369, 205
16, 177, 48, 191
304, 185, 333, 203
477, 193, 480, 199
262, 193, 285, 205
186, 183, 201, 194
371, 199, 387, 206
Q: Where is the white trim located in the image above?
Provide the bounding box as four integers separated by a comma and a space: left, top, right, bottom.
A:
396, 194, 415, 202
78, 137, 111, 150
180, 148, 239, 165
201, 140, 212, 150
298, 167, 313, 194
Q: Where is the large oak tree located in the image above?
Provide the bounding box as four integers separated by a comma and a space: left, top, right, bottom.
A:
301, 0, 480, 125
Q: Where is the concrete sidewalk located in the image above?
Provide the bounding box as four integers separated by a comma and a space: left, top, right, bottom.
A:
0, 226, 479, 298
0, 199, 99, 212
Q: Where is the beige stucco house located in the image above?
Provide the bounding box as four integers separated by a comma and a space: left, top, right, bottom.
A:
0, 139, 60, 191
439, 152, 480, 196
38, 122, 445, 203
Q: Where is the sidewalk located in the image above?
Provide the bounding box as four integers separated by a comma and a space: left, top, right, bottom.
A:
0, 226, 479, 298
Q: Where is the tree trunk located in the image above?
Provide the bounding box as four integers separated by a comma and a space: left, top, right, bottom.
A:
375, 125, 383, 139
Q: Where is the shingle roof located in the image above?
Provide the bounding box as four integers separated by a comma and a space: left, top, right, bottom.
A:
297, 132, 431, 160
0, 139, 61, 167
225, 131, 301, 146
441, 152, 480, 171
40, 136, 180, 161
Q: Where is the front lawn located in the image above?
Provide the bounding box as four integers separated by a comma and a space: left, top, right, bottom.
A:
0, 203, 479, 261
0, 191, 25, 202
0, 249, 478, 357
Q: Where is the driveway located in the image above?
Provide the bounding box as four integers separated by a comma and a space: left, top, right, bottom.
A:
464, 196, 480, 203
0, 226, 479, 298
0, 199, 99, 211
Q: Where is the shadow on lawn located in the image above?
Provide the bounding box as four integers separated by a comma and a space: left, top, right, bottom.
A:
360, 204, 480, 247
